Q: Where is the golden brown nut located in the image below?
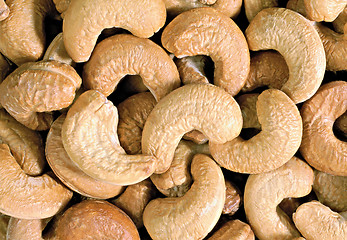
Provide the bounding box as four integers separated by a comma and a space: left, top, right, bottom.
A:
333, 6, 347, 33
237, 93, 261, 129
0, 214, 9, 240
300, 81, 347, 176
223, 180, 242, 216
303, 0, 347, 22
245, 8, 326, 104
244, 0, 279, 22
143, 154, 225, 240
6, 217, 50, 240
162, 8, 250, 96
43, 33, 75, 67
0, 60, 82, 131
0, 0, 9, 21
208, 219, 255, 240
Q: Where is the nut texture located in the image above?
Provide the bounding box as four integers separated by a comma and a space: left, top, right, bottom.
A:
303, 0, 347, 22
6, 218, 49, 240
43, 33, 75, 67
244, 0, 279, 21
0, 0, 9, 21
208, 219, 255, 240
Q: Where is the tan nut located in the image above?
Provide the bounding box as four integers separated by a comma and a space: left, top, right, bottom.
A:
0, 144, 72, 219
245, 8, 326, 104
143, 154, 225, 240
83, 34, 180, 101
237, 93, 261, 129
303, 0, 347, 22
62, 90, 156, 186
142, 83, 243, 174
0, 60, 82, 130
43, 33, 75, 67
333, 6, 347, 33
162, 8, 250, 96
0, 214, 9, 240
46, 114, 125, 199
300, 81, 347, 176
208, 219, 255, 240
53, 0, 70, 18
6, 217, 50, 240
0, 0, 9, 21
63, 0, 166, 62
244, 0, 279, 22
293, 201, 347, 240
244, 157, 314, 240
210, 89, 302, 174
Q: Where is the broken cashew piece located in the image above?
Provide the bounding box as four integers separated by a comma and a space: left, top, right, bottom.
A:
244, 157, 314, 240
293, 201, 347, 240
6, 217, 50, 240
245, 8, 325, 103
244, 0, 279, 22
143, 154, 225, 240
62, 90, 156, 186
63, 0, 166, 62
43, 33, 75, 67
208, 219, 255, 240
0, 0, 9, 21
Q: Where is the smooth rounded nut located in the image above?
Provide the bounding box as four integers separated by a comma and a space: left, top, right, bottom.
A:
245, 8, 326, 103
143, 154, 225, 240
244, 0, 279, 22
0, 0, 9, 21
6, 218, 50, 240
63, 0, 166, 62
83, 34, 180, 101
142, 83, 243, 174
237, 93, 261, 129
300, 81, 347, 176
244, 157, 314, 240
210, 89, 302, 174
43, 33, 75, 67
62, 90, 156, 186
208, 219, 255, 240
303, 0, 347, 22
162, 8, 250, 96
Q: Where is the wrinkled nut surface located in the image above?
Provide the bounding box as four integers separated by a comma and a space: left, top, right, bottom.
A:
162, 8, 250, 96
142, 83, 242, 174
244, 157, 314, 240
0, 144, 72, 219
208, 219, 255, 240
237, 93, 261, 129
0, 60, 82, 131
223, 180, 242, 216
303, 0, 347, 22
6, 217, 50, 240
244, 0, 279, 22
333, 6, 347, 33
245, 8, 326, 103
210, 89, 302, 174
143, 154, 225, 240
300, 81, 347, 176
0, 0, 9, 21
63, 0, 166, 62
62, 90, 156, 185
83, 34, 180, 101
46, 114, 125, 199
43, 33, 75, 67
293, 201, 347, 240
48, 200, 140, 240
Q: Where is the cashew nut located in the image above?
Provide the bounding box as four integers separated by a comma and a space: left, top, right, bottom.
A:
143, 154, 225, 240
43, 33, 75, 67
245, 8, 326, 103
237, 93, 261, 130
53, 0, 70, 18
223, 180, 242, 216
6, 217, 50, 240
303, 0, 347, 22
0, 0, 9, 21
176, 56, 210, 86
208, 219, 255, 240
244, 0, 279, 22
333, 6, 347, 34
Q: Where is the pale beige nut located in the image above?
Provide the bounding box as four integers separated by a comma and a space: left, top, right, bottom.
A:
6, 218, 50, 240
245, 8, 326, 104
0, 0, 9, 21
300, 81, 347, 176
237, 93, 261, 129
303, 0, 347, 22
210, 89, 302, 174
0, 60, 82, 131
244, 157, 314, 240
244, 0, 279, 22
143, 154, 225, 240
0, 144, 72, 219
46, 114, 125, 199
0, 214, 9, 240
83, 34, 180, 101
293, 201, 347, 240
162, 8, 250, 96
142, 83, 243, 174
0, 0, 55, 65
62, 90, 156, 186
333, 6, 347, 33
112, 179, 157, 228
63, 0, 166, 62
43, 33, 75, 67
208, 219, 255, 240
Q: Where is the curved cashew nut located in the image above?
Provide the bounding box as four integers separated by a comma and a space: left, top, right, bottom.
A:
208, 219, 255, 240
244, 157, 314, 240
0, 144, 72, 219
6, 217, 50, 240
143, 154, 225, 240
142, 83, 243, 174
244, 0, 279, 22
46, 114, 125, 199
237, 93, 261, 130
162, 7, 250, 96
303, 0, 347, 22
0, 0, 9, 21
210, 89, 302, 174
83, 34, 180, 101
245, 8, 326, 103
63, 0, 166, 62
62, 90, 156, 186
300, 81, 347, 176
333, 6, 347, 34
43, 33, 75, 67
293, 201, 347, 240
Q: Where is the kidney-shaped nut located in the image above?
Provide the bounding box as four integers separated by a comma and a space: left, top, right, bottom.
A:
46, 114, 125, 199
245, 8, 325, 104
303, 0, 347, 22
208, 219, 255, 240
293, 201, 347, 240
0, 0, 9, 21
83, 34, 180, 101
0, 60, 82, 131
43, 33, 75, 67
63, 0, 166, 62
300, 81, 347, 176
143, 154, 225, 240
142, 83, 243, 174
244, 157, 314, 240
244, 0, 279, 22
162, 8, 250, 96
62, 90, 156, 186
0, 144, 72, 219
6, 217, 50, 240
210, 89, 302, 174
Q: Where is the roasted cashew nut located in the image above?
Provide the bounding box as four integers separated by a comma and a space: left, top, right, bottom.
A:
245, 8, 326, 104
143, 154, 225, 240
0, 0, 9, 21
208, 219, 255, 240
6, 217, 50, 240
43, 33, 75, 67
162, 8, 250, 96
244, 0, 279, 22
142, 83, 242, 174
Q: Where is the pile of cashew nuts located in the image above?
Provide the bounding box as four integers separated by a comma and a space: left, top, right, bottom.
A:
0, 0, 346, 239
